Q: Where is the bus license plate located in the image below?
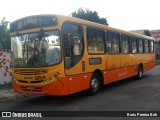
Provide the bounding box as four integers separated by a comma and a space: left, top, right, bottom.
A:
27, 87, 35, 91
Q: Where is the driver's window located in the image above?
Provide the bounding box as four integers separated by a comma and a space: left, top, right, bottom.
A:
62, 22, 84, 69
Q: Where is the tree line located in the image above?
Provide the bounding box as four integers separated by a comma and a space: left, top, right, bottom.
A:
0, 17, 10, 50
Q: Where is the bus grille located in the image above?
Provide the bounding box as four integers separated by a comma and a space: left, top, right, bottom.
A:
14, 70, 48, 75
18, 80, 43, 84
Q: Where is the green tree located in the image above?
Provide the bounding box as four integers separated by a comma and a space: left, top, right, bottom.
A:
0, 17, 11, 50
71, 8, 109, 26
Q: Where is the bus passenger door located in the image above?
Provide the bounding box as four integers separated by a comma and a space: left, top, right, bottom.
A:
62, 23, 84, 94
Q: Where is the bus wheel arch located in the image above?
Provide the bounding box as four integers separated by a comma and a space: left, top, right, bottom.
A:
88, 69, 104, 95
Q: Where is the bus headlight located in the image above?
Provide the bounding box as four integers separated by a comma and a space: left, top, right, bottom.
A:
13, 78, 18, 83
44, 81, 48, 85
54, 75, 58, 79
50, 78, 53, 83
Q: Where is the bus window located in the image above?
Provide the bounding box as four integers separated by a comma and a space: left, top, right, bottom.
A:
138, 39, 144, 53
62, 23, 84, 69
149, 40, 154, 53
131, 37, 138, 54
121, 34, 129, 54
87, 27, 105, 54
107, 31, 120, 54
144, 40, 149, 53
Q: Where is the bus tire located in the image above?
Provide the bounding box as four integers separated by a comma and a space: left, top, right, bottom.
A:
136, 65, 143, 80
88, 73, 100, 95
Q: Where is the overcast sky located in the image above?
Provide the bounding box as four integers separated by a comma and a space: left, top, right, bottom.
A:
0, 0, 160, 31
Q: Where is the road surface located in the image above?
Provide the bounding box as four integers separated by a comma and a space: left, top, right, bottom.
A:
0, 65, 160, 120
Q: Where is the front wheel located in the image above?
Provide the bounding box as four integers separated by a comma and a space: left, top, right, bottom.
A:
88, 74, 100, 95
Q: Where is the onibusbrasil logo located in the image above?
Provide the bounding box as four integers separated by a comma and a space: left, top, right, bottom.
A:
1, 112, 42, 117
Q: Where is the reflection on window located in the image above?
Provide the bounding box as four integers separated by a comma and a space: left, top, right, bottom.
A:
144, 40, 149, 53
11, 16, 57, 32
131, 37, 138, 53
73, 36, 82, 55
121, 35, 129, 54
62, 23, 83, 35
149, 40, 154, 53
11, 30, 61, 68
87, 27, 105, 54
45, 31, 61, 65
138, 39, 143, 53
107, 32, 120, 54
62, 22, 84, 69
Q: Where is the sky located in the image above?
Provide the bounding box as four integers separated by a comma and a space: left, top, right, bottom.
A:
0, 0, 160, 31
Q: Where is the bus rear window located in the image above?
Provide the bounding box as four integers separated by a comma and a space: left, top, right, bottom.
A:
10, 16, 57, 32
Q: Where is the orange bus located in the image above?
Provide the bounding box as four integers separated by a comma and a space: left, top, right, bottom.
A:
10, 14, 155, 96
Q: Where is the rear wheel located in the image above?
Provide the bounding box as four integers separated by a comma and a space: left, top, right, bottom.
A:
136, 65, 143, 79
88, 73, 100, 95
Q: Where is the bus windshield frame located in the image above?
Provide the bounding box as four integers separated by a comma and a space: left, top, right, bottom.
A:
11, 30, 62, 68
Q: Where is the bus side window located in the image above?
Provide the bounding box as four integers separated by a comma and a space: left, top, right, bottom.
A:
138, 39, 144, 53
121, 34, 129, 54
144, 39, 149, 53
87, 27, 106, 54
131, 37, 138, 54
107, 31, 120, 54
149, 40, 154, 53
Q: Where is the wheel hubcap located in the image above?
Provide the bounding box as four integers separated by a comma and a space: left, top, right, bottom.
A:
139, 69, 142, 77
91, 78, 98, 91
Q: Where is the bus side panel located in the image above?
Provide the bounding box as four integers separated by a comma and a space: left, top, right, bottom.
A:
120, 54, 132, 80
121, 54, 132, 67
142, 53, 155, 72
81, 73, 92, 91
45, 78, 68, 96
143, 62, 155, 73
150, 53, 156, 63
114, 66, 136, 82
103, 70, 109, 85
119, 67, 128, 80
146, 53, 156, 72
63, 73, 92, 94
106, 55, 121, 83
105, 69, 118, 83
141, 54, 149, 72
131, 54, 140, 66
107, 55, 121, 69
128, 65, 137, 77
142, 54, 149, 64
149, 62, 156, 70
117, 65, 138, 81
68, 75, 82, 94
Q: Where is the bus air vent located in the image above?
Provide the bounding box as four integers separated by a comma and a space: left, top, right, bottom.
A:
18, 80, 28, 83
14, 70, 48, 75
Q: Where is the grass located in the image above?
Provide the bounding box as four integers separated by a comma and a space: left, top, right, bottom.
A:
156, 60, 160, 65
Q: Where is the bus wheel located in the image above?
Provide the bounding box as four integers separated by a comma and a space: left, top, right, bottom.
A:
88, 73, 100, 95
136, 65, 143, 79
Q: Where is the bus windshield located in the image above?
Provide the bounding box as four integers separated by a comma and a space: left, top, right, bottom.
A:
11, 30, 61, 67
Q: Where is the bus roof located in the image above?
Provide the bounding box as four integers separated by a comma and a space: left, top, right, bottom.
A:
55, 14, 154, 40
11, 14, 154, 40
